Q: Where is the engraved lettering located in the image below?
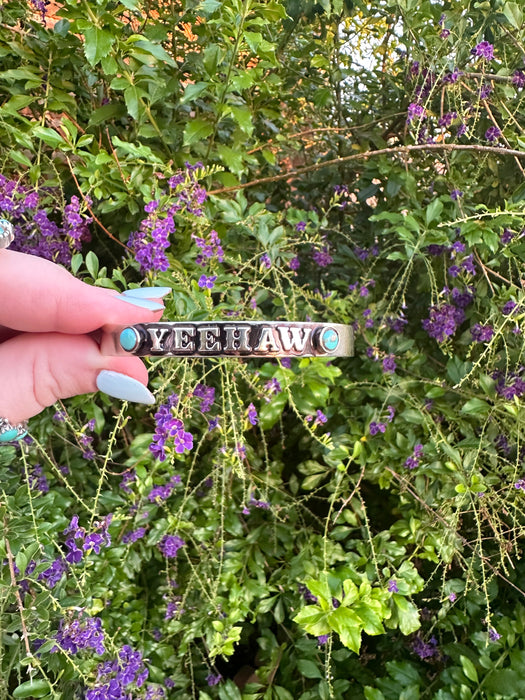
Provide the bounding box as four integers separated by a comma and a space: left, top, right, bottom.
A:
277, 325, 311, 353
198, 325, 221, 352
172, 325, 195, 352
147, 326, 171, 352
224, 325, 252, 352
255, 326, 280, 352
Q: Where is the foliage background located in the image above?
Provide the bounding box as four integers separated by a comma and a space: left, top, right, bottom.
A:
1, 0, 525, 697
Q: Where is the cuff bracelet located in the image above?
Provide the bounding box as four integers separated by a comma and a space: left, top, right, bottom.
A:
101, 321, 354, 359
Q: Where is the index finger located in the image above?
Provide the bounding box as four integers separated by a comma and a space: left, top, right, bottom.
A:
0, 249, 166, 334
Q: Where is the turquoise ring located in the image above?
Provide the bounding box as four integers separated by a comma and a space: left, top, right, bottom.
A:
0, 219, 14, 249
0, 417, 28, 444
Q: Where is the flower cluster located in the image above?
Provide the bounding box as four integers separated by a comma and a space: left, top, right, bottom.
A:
86, 644, 149, 699
129, 163, 207, 273
0, 176, 92, 267
405, 444, 424, 469
412, 634, 439, 660
422, 302, 465, 342
38, 515, 112, 588
148, 475, 181, 503
53, 612, 105, 655
471, 323, 494, 343
194, 383, 215, 412
158, 534, 185, 558
149, 394, 193, 461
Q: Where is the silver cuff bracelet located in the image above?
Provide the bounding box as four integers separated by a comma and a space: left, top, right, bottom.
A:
101, 322, 354, 359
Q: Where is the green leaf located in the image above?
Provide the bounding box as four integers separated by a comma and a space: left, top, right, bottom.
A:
293, 605, 330, 636
502, 2, 523, 28
297, 659, 323, 679
85, 251, 100, 279
131, 39, 176, 66
393, 596, 420, 635
31, 126, 65, 149
13, 680, 51, 698
124, 85, 147, 120
460, 655, 478, 683
183, 119, 214, 146
328, 607, 362, 653
83, 26, 116, 67
461, 398, 491, 417
181, 81, 210, 104
353, 601, 386, 636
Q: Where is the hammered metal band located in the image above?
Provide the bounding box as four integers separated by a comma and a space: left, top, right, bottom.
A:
0, 219, 14, 249
0, 417, 28, 443
101, 322, 354, 359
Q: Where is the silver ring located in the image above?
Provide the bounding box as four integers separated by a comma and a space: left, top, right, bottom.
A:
101, 321, 354, 358
0, 219, 14, 249
0, 417, 28, 443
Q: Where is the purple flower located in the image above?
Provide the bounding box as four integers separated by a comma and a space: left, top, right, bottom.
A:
158, 535, 185, 558
314, 409, 327, 425
502, 300, 518, 315
386, 405, 395, 422
193, 229, 224, 266
249, 494, 270, 510
473, 41, 494, 61
450, 189, 463, 200
512, 70, 525, 88
485, 126, 501, 142
405, 444, 424, 469
388, 579, 399, 593
422, 303, 465, 342
407, 103, 426, 123
515, 479, 525, 491
247, 403, 258, 426
449, 592, 457, 602
471, 324, 494, 343
488, 627, 502, 642
198, 274, 217, 289
206, 674, 222, 687
317, 634, 329, 645
312, 245, 333, 267
438, 112, 457, 128
260, 253, 272, 268
122, 527, 146, 544
501, 229, 514, 244
412, 635, 438, 660
194, 383, 215, 412
54, 612, 105, 655
382, 355, 396, 374
369, 421, 386, 435
289, 256, 300, 270
296, 221, 306, 232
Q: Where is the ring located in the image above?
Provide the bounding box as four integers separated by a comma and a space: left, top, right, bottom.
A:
0, 219, 14, 249
0, 417, 28, 443
101, 321, 354, 358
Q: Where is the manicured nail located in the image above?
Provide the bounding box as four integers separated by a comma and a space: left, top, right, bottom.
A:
117, 295, 164, 311
96, 370, 155, 404
122, 287, 172, 299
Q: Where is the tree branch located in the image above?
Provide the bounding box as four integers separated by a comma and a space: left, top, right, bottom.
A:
209, 142, 525, 195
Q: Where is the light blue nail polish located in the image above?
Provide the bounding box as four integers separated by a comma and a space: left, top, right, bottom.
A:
96, 370, 155, 404
117, 295, 165, 311
122, 287, 172, 299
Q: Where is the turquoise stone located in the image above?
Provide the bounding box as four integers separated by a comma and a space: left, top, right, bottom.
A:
120, 328, 138, 351
322, 328, 339, 351
0, 428, 19, 442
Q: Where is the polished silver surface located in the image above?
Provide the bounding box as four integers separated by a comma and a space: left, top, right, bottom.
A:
0, 219, 14, 249
0, 417, 28, 443
101, 321, 354, 358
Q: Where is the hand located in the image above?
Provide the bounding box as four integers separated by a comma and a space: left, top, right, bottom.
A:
0, 249, 169, 425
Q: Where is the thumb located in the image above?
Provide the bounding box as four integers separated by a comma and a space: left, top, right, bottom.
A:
0, 332, 155, 424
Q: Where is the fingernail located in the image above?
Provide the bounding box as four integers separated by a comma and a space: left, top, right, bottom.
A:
122, 287, 172, 299
96, 370, 155, 404
117, 295, 164, 311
